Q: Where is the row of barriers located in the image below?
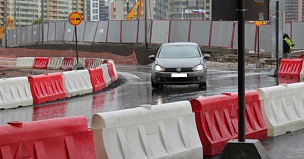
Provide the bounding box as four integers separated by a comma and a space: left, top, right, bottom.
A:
16, 56, 109, 70
2, 81, 304, 158
0, 58, 118, 109
3, 20, 304, 53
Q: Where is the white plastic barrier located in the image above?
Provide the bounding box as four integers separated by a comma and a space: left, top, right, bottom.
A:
73, 57, 85, 65
16, 57, 35, 69
100, 64, 111, 87
92, 58, 104, 68
0, 77, 33, 109
61, 70, 93, 98
47, 57, 64, 70
108, 60, 118, 80
257, 83, 304, 137
91, 101, 203, 159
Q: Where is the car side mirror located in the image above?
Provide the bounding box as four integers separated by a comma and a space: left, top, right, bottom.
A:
149, 55, 155, 60
204, 54, 211, 59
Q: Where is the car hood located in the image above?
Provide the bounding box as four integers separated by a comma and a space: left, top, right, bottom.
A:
156, 58, 202, 68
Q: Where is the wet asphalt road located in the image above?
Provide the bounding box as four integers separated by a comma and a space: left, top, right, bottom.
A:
0, 65, 303, 158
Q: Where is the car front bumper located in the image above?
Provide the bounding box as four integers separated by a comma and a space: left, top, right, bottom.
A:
151, 70, 206, 85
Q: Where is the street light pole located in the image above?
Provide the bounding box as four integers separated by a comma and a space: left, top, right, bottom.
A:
41, 0, 44, 46
145, 0, 148, 49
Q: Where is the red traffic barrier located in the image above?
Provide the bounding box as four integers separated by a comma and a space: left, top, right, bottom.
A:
278, 76, 300, 84
278, 58, 303, 78
28, 72, 66, 104
190, 90, 267, 156
61, 57, 74, 70
106, 62, 116, 83
299, 54, 304, 59
33, 57, 49, 69
88, 67, 106, 92
0, 116, 97, 159
85, 58, 94, 69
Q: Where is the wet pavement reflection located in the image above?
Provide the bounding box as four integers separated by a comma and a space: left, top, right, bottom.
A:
0, 65, 302, 158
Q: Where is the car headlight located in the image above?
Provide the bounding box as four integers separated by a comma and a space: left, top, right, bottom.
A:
154, 65, 165, 72
193, 64, 204, 71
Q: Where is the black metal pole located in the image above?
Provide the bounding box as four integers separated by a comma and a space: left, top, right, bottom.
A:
238, 0, 246, 142
276, 1, 279, 68
258, 26, 260, 60
41, 0, 44, 46
74, 26, 79, 64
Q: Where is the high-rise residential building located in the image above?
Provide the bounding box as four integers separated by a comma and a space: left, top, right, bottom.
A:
0, 0, 6, 26
5, 0, 86, 28
114, 0, 166, 20
284, 0, 303, 23
167, 0, 209, 20
87, 0, 110, 21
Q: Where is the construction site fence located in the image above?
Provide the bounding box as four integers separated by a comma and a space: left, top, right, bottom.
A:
3, 20, 304, 53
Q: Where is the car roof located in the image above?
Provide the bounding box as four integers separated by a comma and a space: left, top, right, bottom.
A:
161, 42, 198, 46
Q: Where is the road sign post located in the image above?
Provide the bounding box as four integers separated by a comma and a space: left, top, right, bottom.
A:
254, 21, 265, 59
69, 12, 84, 70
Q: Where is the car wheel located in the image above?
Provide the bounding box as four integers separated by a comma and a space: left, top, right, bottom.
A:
198, 82, 207, 88
151, 78, 160, 89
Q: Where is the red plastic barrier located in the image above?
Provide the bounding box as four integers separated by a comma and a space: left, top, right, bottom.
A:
28, 72, 66, 104
33, 57, 49, 69
106, 62, 116, 83
85, 58, 94, 69
278, 58, 303, 78
278, 76, 300, 84
0, 116, 97, 159
60, 57, 74, 70
299, 54, 304, 59
88, 67, 106, 92
190, 90, 267, 156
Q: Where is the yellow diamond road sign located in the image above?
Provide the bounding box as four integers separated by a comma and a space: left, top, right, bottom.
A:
69, 12, 82, 26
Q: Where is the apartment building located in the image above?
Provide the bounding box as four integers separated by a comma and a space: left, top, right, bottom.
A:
284, 0, 303, 23
87, 0, 110, 21
4, 0, 85, 28
114, 0, 166, 20
0, 0, 6, 26
167, 0, 209, 20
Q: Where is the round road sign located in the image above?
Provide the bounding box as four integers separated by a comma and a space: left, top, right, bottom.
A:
254, 21, 264, 27
69, 12, 82, 26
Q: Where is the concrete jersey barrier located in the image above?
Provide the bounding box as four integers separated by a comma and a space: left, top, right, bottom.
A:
91, 101, 203, 159
16, 57, 35, 69
257, 83, 304, 137
0, 77, 33, 109
61, 70, 93, 98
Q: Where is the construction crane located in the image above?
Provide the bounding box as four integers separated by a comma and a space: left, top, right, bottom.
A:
126, 0, 142, 20
0, 17, 14, 45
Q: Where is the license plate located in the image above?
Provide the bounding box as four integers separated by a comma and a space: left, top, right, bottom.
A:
171, 73, 187, 78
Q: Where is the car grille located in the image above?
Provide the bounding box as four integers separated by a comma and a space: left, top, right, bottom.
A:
164, 77, 194, 82
164, 68, 193, 72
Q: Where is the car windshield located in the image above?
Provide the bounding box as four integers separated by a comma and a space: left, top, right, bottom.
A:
158, 45, 201, 58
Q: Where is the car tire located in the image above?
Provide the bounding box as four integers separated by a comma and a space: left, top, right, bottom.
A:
151, 79, 160, 89
198, 82, 207, 88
